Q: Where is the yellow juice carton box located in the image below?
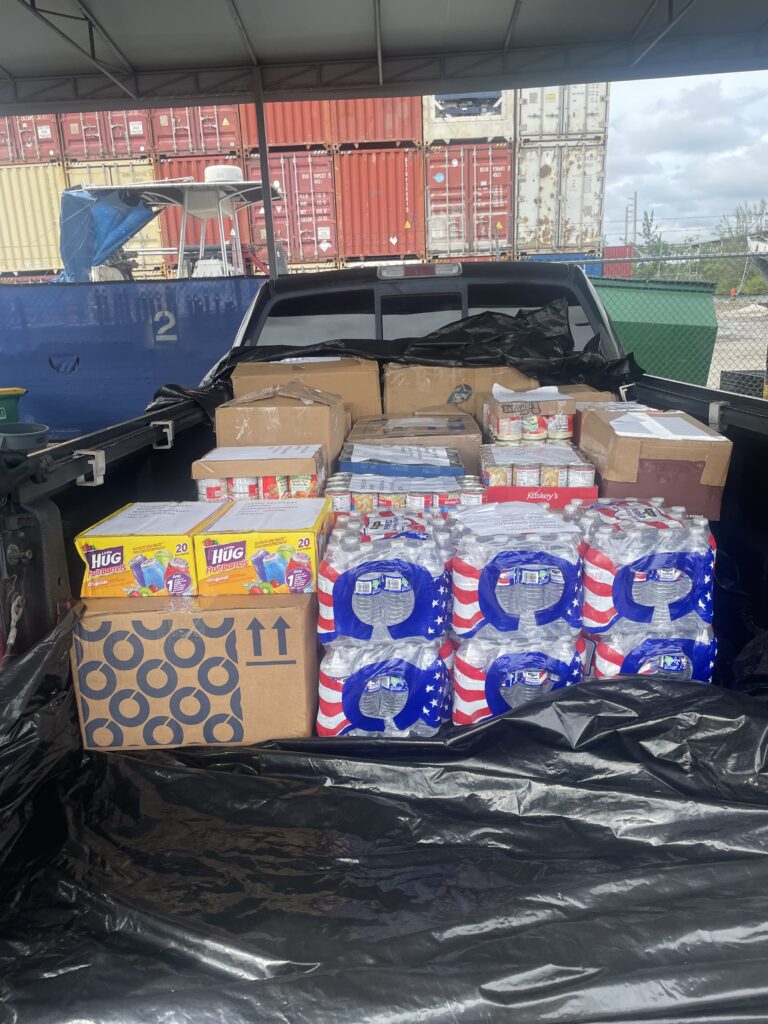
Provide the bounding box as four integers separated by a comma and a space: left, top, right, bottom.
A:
193, 498, 332, 596
76, 502, 228, 598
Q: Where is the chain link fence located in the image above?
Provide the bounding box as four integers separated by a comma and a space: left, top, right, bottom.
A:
586, 253, 768, 398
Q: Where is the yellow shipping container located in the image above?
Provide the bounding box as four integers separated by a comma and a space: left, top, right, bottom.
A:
64, 159, 165, 277
0, 162, 66, 274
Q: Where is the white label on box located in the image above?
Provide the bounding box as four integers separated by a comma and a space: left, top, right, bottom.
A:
211, 498, 327, 531
87, 501, 225, 535
201, 445, 321, 461
610, 413, 728, 441
492, 384, 570, 403
350, 475, 459, 493
350, 444, 451, 466
454, 501, 580, 536
128, 121, 143, 135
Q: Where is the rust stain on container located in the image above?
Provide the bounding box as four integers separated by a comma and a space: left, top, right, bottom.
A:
335, 147, 425, 261
425, 143, 513, 257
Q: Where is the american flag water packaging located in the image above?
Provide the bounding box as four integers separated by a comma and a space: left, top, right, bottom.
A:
449, 503, 585, 725
576, 498, 717, 683
316, 512, 454, 737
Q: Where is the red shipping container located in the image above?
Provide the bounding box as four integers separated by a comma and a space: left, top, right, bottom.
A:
60, 111, 109, 161
101, 109, 153, 158
240, 101, 333, 150
331, 97, 422, 146
246, 150, 337, 265
603, 243, 635, 279
0, 116, 17, 163
156, 155, 251, 266
425, 143, 513, 257
13, 114, 60, 162
195, 105, 242, 153
335, 147, 425, 261
152, 106, 241, 155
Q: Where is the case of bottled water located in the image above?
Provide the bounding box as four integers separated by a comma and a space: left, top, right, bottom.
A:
317, 639, 453, 737
584, 624, 716, 683
449, 503, 583, 638
574, 499, 715, 634
317, 512, 452, 644
452, 628, 583, 725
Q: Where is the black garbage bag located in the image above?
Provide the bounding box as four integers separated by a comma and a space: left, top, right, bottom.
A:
146, 298, 643, 419
2, 612, 768, 1022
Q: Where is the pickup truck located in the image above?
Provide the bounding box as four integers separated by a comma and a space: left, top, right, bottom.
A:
0, 260, 764, 663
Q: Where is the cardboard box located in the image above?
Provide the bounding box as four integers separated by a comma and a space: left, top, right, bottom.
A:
71, 595, 318, 751
579, 409, 732, 519
232, 356, 381, 423
485, 386, 576, 438
192, 445, 326, 498
193, 498, 332, 596
215, 383, 347, 466
346, 412, 483, 474
75, 502, 226, 599
383, 364, 538, 422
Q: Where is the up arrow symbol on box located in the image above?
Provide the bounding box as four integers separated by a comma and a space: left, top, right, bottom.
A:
273, 616, 290, 656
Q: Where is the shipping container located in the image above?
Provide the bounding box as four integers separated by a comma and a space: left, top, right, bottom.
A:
603, 243, 635, 279
425, 143, 513, 257
514, 141, 605, 253
155, 154, 251, 270
331, 97, 422, 146
422, 91, 515, 145
516, 83, 609, 140
151, 106, 242, 155
0, 162, 66, 273
242, 101, 333, 150
101, 109, 153, 158
60, 110, 154, 161
525, 251, 603, 278
334, 147, 425, 261
64, 160, 165, 277
14, 114, 61, 162
0, 116, 18, 163
246, 150, 337, 265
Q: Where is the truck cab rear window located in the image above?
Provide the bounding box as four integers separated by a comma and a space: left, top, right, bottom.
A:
255, 290, 375, 347
381, 292, 463, 339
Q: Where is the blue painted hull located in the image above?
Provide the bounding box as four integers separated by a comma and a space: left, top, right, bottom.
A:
0, 277, 262, 438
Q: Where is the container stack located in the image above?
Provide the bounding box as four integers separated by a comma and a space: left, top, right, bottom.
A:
0, 87, 609, 279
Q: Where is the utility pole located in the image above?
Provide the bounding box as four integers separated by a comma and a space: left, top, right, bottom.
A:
624, 204, 629, 245
632, 191, 638, 247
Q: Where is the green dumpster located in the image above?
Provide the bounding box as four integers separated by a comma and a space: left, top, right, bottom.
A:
592, 278, 717, 386
0, 387, 27, 423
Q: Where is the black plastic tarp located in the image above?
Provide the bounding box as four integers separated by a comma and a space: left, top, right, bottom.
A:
3, 608, 768, 1023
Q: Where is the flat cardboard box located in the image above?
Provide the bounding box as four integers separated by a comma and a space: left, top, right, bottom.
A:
192, 444, 326, 487
71, 595, 318, 751
193, 498, 332, 595
75, 501, 227, 599
383, 364, 538, 421
346, 412, 483, 474
215, 383, 347, 466
579, 408, 732, 519
232, 356, 381, 423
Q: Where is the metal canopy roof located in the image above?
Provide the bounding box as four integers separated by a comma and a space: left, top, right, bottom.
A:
1, 0, 768, 114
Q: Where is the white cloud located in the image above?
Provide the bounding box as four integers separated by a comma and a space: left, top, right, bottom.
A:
605, 70, 768, 243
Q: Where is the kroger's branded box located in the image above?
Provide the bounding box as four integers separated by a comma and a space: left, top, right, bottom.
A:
193, 498, 332, 596
71, 594, 318, 751
75, 502, 227, 599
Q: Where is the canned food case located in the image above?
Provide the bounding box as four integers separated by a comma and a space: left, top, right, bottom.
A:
344, 473, 486, 514
484, 385, 576, 443
192, 445, 326, 502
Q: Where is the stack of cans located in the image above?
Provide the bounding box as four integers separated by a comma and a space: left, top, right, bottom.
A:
196, 473, 320, 502
324, 473, 486, 513
480, 443, 596, 488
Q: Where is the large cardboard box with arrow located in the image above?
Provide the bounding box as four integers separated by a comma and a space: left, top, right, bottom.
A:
71, 594, 318, 751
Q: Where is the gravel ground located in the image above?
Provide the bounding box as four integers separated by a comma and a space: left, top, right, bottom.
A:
707, 298, 768, 391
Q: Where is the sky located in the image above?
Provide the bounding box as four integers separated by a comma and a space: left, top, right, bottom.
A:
604, 69, 768, 245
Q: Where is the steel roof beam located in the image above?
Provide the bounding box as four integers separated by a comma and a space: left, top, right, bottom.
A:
68, 0, 135, 73
631, 0, 698, 66
223, 0, 260, 67
503, 1, 524, 50
14, 0, 137, 98
374, 0, 383, 87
